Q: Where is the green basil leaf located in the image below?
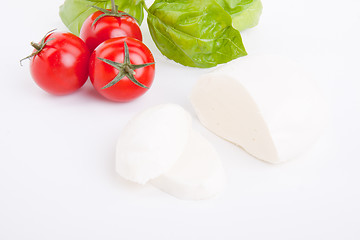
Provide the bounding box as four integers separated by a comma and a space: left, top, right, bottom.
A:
147, 0, 247, 68
215, 0, 263, 32
59, 0, 144, 36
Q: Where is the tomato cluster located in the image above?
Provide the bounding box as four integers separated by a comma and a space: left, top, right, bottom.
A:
23, 4, 155, 102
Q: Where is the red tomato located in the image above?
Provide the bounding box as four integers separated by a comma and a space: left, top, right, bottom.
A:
89, 37, 155, 102
80, 9, 142, 52
27, 31, 90, 95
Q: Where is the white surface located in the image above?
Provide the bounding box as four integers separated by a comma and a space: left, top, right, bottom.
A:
0, 0, 359, 239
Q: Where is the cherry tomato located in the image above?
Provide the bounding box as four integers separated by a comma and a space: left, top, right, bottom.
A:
80, 6, 142, 52
25, 31, 90, 95
89, 37, 155, 102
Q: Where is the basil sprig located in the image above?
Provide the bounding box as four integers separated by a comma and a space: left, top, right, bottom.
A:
215, 0, 263, 32
147, 0, 248, 68
59, 0, 262, 68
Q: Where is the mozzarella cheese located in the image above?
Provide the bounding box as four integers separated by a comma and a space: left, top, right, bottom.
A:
151, 129, 225, 200
116, 104, 192, 184
190, 54, 324, 163
115, 103, 225, 200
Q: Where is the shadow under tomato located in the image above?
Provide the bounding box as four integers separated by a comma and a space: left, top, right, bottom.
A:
79, 79, 111, 102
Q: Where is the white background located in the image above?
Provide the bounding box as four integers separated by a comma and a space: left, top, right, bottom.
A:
1, 0, 360, 239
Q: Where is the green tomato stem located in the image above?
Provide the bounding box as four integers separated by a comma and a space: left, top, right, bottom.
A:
111, 0, 116, 12
98, 41, 154, 89
90, 1, 136, 27
31, 42, 41, 51
20, 29, 56, 66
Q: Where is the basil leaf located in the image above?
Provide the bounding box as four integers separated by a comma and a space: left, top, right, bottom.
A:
147, 0, 247, 68
59, 0, 144, 36
215, 0, 263, 32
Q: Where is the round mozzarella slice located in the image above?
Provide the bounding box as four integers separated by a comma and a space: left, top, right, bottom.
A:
116, 104, 192, 184
151, 130, 225, 200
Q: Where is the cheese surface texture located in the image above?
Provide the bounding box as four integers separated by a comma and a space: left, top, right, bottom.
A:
151, 129, 225, 200
190, 54, 324, 163
115, 103, 225, 200
116, 104, 192, 184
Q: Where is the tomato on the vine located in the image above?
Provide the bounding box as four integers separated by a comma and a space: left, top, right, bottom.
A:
22, 30, 90, 95
89, 37, 155, 102
80, 1, 142, 52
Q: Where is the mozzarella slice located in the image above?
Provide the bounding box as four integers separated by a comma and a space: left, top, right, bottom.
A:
151, 129, 225, 200
190, 54, 324, 163
116, 104, 192, 184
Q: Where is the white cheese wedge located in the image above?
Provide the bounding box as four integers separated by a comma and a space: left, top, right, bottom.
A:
190, 54, 324, 163
116, 104, 192, 184
151, 129, 225, 200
